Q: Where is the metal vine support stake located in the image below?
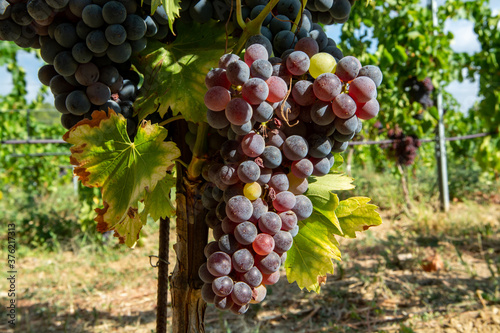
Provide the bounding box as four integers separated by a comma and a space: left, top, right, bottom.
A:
430, 0, 450, 212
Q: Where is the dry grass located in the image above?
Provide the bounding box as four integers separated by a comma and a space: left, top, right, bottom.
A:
0, 200, 499, 333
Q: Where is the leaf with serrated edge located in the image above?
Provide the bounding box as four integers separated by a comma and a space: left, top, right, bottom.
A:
286, 215, 341, 293
162, 0, 181, 32
336, 197, 382, 238
63, 110, 180, 247
141, 174, 177, 221
134, 20, 235, 123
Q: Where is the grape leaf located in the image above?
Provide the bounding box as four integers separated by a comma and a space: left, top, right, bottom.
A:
140, 174, 177, 221
335, 197, 382, 238
134, 20, 235, 123
307, 173, 355, 194
285, 215, 341, 293
63, 110, 180, 247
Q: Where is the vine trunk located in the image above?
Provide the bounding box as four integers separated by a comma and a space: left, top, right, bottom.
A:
169, 121, 209, 332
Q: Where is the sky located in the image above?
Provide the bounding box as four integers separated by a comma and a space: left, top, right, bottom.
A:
1, 0, 499, 112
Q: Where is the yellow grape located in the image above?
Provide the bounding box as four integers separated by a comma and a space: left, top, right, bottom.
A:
243, 182, 262, 201
309, 53, 337, 79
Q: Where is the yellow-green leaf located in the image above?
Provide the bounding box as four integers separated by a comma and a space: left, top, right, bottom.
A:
285, 216, 341, 293
141, 173, 177, 221
63, 111, 180, 247
335, 197, 382, 238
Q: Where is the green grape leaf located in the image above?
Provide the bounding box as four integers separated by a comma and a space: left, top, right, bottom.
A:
140, 174, 177, 221
162, 0, 182, 32
331, 153, 344, 170
63, 111, 180, 247
285, 215, 341, 293
335, 197, 382, 238
307, 173, 355, 195
134, 20, 234, 123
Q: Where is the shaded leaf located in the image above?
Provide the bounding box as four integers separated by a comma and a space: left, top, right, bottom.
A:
134, 20, 235, 123
141, 174, 177, 221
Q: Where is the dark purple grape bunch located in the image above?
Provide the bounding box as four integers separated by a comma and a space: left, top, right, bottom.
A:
1, 0, 172, 134
199, 33, 382, 313
305, 0, 356, 25
404, 76, 435, 110
386, 128, 421, 166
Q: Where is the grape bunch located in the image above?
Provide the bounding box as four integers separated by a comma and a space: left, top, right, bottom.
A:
179, 0, 356, 27
386, 128, 421, 166
306, 0, 356, 25
0, 0, 172, 134
404, 76, 434, 110
199, 36, 382, 313
177, 0, 346, 59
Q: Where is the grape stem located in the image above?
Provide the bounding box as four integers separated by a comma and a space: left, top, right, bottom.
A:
233, 0, 281, 55
235, 0, 246, 29
187, 122, 209, 180
174, 159, 189, 169
291, 0, 307, 33
158, 114, 184, 127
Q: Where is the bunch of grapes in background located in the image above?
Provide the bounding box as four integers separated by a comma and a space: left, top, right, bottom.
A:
404, 76, 435, 110
199, 28, 382, 313
386, 127, 421, 166
0, 0, 173, 135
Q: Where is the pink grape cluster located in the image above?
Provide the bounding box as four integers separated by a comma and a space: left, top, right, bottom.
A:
200, 39, 382, 314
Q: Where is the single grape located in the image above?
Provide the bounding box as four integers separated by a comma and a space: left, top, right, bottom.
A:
292, 195, 313, 220
242, 78, 269, 105
261, 146, 282, 169
291, 159, 313, 178
255, 252, 281, 274
244, 43, 268, 67
313, 73, 342, 102
226, 195, 253, 222
273, 191, 296, 212
231, 282, 252, 306
309, 52, 336, 78
204, 86, 231, 111
266, 76, 288, 103
283, 135, 309, 161
356, 98, 380, 120
243, 182, 262, 201
207, 251, 232, 277
225, 98, 253, 126
234, 221, 258, 245
258, 212, 282, 235
232, 248, 254, 273
273, 231, 293, 253
286, 51, 310, 76
240, 266, 263, 288
348, 76, 377, 103
292, 80, 316, 106
252, 233, 275, 255
212, 275, 234, 297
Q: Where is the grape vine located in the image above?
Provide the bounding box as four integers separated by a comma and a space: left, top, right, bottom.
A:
0, 0, 384, 329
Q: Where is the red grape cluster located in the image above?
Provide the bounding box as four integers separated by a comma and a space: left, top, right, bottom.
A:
200, 38, 382, 313
386, 128, 421, 166
0, 0, 171, 135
